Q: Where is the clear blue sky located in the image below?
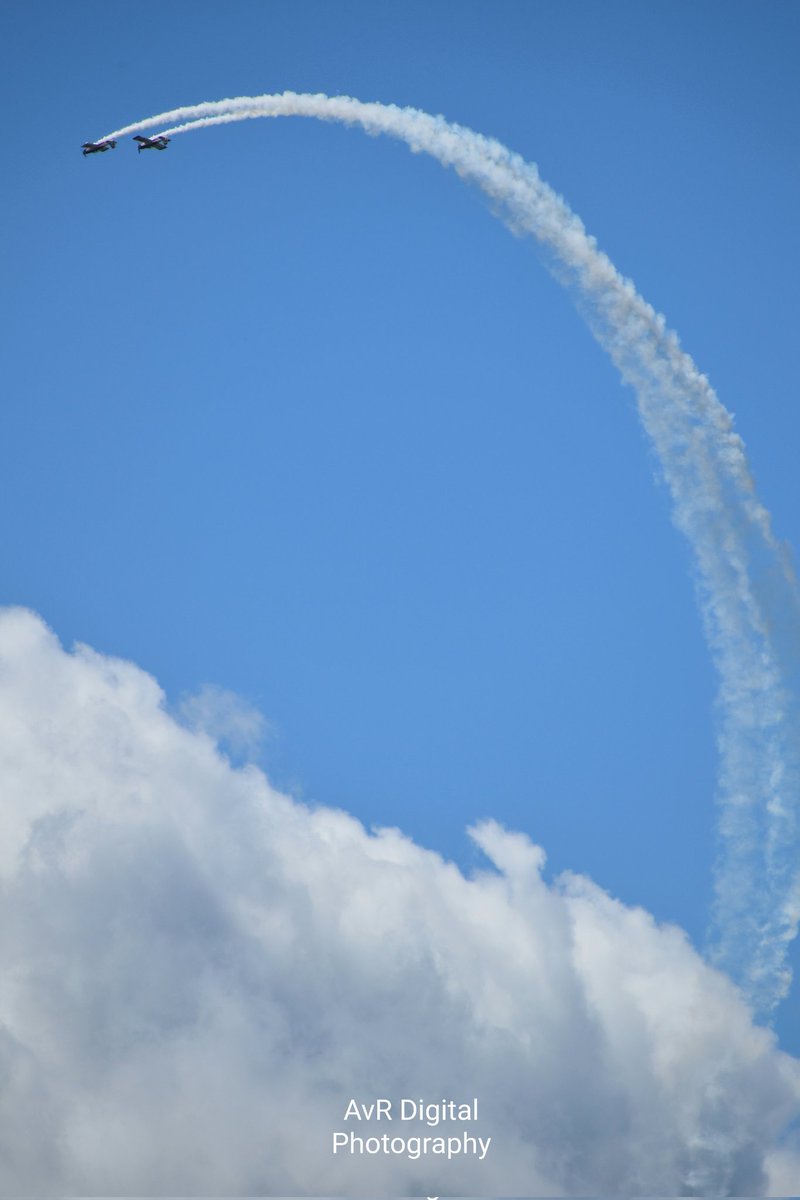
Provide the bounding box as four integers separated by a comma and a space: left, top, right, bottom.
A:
2, 1, 799, 1046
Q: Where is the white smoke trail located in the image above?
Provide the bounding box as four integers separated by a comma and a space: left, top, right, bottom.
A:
100, 92, 800, 1015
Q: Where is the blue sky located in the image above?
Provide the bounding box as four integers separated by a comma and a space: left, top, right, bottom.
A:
2, 0, 800, 1138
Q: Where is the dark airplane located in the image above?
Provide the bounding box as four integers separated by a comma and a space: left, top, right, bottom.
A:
134, 135, 170, 152
82, 139, 117, 156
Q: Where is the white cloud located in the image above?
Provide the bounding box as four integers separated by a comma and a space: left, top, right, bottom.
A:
178, 682, 269, 759
0, 606, 798, 1194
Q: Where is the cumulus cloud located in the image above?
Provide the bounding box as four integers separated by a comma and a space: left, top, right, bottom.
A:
178, 682, 269, 759
0, 605, 798, 1194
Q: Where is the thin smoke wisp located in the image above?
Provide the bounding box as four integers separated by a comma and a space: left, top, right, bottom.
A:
99, 91, 800, 1015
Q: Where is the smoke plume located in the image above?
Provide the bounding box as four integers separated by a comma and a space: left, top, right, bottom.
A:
97, 92, 800, 1014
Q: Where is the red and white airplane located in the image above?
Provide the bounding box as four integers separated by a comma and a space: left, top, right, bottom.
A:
82, 139, 117, 156
133, 135, 170, 152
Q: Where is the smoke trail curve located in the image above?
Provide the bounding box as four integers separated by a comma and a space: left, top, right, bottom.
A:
99, 92, 800, 1016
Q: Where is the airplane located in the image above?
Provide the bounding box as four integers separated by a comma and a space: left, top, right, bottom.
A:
133, 135, 170, 152
82, 139, 117, 156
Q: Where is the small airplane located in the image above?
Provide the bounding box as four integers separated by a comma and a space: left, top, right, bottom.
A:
82, 139, 117, 156
133, 135, 170, 152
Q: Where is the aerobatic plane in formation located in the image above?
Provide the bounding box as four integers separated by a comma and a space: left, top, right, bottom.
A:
134, 135, 170, 152
82, 139, 117, 156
